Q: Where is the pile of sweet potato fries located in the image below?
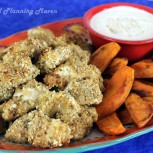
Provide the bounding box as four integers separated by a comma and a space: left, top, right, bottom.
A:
90, 42, 153, 135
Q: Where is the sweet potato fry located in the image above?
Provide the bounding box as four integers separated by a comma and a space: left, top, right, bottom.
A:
130, 59, 153, 78
90, 42, 120, 74
142, 96, 153, 106
104, 58, 128, 76
96, 66, 134, 118
118, 108, 134, 125
96, 113, 126, 135
125, 93, 153, 128
132, 80, 153, 97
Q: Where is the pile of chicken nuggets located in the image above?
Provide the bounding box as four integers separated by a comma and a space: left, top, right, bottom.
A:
0, 28, 104, 148
0, 27, 153, 148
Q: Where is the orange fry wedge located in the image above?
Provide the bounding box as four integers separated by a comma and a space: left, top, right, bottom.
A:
125, 93, 153, 128
131, 59, 153, 78
118, 108, 134, 125
105, 57, 128, 76
142, 96, 153, 106
90, 42, 120, 74
132, 80, 153, 97
96, 66, 134, 118
96, 113, 126, 135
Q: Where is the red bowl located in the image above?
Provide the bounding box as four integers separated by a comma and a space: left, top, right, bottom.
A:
84, 3, 153, 61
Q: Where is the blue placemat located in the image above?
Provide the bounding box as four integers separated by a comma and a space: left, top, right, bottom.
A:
0, 0, 153, 153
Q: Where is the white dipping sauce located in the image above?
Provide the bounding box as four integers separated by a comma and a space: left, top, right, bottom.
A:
90, 6, 153, 41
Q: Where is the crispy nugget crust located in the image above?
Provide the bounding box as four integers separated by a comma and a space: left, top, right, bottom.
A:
28, 27, 55, 46
28, 111, 71, 148
3, 28, 104, 148
43, 73, 67, 90
5, 110, 72, 148
37, 44, 91, 73
5, 111, 36, 143
3, 38, 48, 60
38, 91, 81, 118
2, 80, 50, 121
58, 106, 98, 140
0, 55, 39, 102
66, 79, 103, 105
54, 61, 104, 90
37, 46, 72, 73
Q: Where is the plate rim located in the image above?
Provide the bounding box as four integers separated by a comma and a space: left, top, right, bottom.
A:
1, 125, 153, 153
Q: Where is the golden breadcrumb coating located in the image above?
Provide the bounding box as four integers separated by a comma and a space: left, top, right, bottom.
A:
37, 44, 90, 73
5, 111, 71, 148
68, 44, 91, 64
28, 111, 71, 148
5, 111, 36, 143
43, 73, 67, 90
49, 33, 91, 51
38, 91, 81, 118
0, 55, 39, 102
0, 36, 47, 103
65, 79, 103, 105
0, 80, 14, 103
60, 106, 98, 140
37, 90, 60, 117
38, 90, 98, 139
36, 46, 72, 73
1, 27, 104, 148
3, 38, 48, 61
49, 35, 69, 48
28, 27, 55, 46
53, 61, 104, 90
2, 80, 49, 121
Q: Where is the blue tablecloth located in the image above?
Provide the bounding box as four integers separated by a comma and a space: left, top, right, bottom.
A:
0, 0, 153, 153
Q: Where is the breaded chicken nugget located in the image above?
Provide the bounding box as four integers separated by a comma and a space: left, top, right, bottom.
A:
54, 61, 104, 90
2, 80, 50, 121
37, 44, 91, 73
3, 38, 48, 61
38, 91, 98, 140
28, 27, 55, 46
65, 79, 103, 105
38, 91, 81, 118
0, 55, 39, 103
58, 106, 98, 140
37, 46, 72, 73
28, 111, 71, 148
5, 110, 36, 143
5, 110, 71, 148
